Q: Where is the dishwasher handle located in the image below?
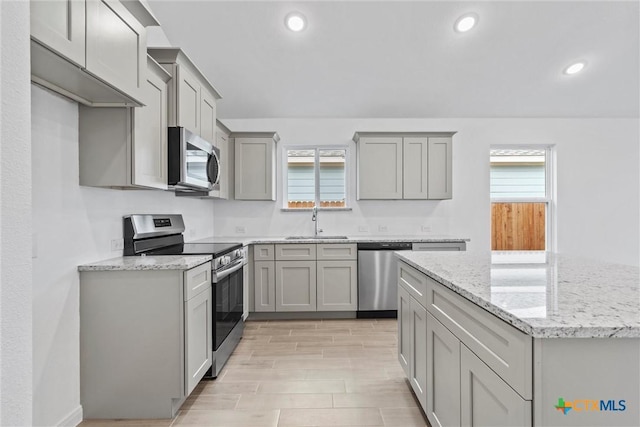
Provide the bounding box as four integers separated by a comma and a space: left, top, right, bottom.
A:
357, 242, 413, 251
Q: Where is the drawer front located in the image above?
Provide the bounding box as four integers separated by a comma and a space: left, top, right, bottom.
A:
398, 262, 428, 308
426, 279, 532, 399
316, 243, 357, 260
412, 242, 466, 251
184, 262, 211, 301
254, 244, 275, 261
275, 244, 316, 261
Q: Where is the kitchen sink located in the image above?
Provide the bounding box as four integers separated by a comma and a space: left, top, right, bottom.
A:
285, 235, 349, 240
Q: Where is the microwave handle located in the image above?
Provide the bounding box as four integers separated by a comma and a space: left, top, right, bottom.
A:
207, 154, 220, 185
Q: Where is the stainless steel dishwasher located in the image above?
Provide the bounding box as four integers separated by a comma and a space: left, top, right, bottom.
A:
357, 241, 467, 318
357, 242, 412, 318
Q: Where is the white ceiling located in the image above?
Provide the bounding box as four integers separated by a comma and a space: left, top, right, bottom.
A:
146, 1, 639, 119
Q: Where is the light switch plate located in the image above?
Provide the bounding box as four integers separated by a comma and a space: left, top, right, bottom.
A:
235, 226, 246, 234
378, 225, 388, 232
358, 226, 369, 232
421, 226, 432, 232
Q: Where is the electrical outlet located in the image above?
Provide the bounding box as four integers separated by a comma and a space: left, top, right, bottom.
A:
358, 226, 369, 232
235, 226, 246, 234
111, 238, 124, 251
421, 226, 432, 232
378, 225, 388, 232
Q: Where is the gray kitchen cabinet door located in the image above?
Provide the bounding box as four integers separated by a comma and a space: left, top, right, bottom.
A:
460, 344, 531, 427
316, 260, 357, 311
200, 88, 217, 143
275, 261, 317, 312
403, 137, 428, 199
397, 284, 411, 377
132, 57, 170, 189
357, 137, 403, 199
426, 312, 461, 427
254, 261, 276, 312
235, 136, 277, 200
85, 0, 146, 103
31, 0, 86, 67
184, 287, 213, 396
427, 137, 453, 199
410, 297, 428, 411
177, 65, 201, 135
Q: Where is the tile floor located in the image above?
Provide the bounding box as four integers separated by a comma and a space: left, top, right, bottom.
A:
80, 318, 430, 427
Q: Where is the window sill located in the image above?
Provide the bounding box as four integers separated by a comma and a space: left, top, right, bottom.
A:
281, 207, 353, 212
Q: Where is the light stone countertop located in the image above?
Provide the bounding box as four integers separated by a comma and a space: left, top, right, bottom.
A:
396, 251, 640, 339
192, 235, 470, 245
78, 255, 212, 271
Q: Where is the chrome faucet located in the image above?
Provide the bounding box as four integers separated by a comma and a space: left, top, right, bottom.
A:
312, 206, 323, 237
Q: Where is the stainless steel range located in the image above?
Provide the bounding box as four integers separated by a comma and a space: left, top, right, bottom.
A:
123, 214, 245, 378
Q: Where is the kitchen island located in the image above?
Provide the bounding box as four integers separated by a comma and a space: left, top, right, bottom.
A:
396, 250, 639, 427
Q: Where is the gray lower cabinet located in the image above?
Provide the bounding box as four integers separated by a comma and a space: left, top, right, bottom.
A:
398, 260, 531, 427
275, 260, 317, 312
79, 261, 212, 419
460, 344, 530, 427
316, 260, 357, 311
253, 243, 357, 314
426, 312, 461, 427
409, 297, 428, 410
397, 285, 411, 377
254, 260, 276, 312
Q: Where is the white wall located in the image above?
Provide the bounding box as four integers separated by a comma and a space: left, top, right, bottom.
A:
215, 118, 639, 266
31, 85, 215, 426
0, 1, 33, 425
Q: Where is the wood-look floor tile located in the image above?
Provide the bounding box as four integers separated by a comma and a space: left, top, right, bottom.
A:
332, 392, 418, 408
345, 378, 412, 394
269, 335, 334, 343
236, 393, 333, 409
278, 408, 384, 426
243, 328, 294, 336
251, 348, 324, 358
195, 380, 260, 395
181, 394, 240, 410
273, 358, 351, 370
379, 407, 429, 426
225, 358, 276, 368
257, 380, 345, 394
305, 368, 389, 380
296, 342, 364, 350
260, 320, 320, 329
172, 409, 280, 426
290, 328, 351, 336
318, 320, 375, 329
79, 420, 172, 426
220, 368, 308, 382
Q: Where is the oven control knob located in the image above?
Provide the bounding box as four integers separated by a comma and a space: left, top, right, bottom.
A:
234, 249, 243, 259
221, 255, 230, 266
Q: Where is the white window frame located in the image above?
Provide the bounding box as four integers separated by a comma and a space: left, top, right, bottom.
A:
282, 145, 351, 211
490, 145, 556, 252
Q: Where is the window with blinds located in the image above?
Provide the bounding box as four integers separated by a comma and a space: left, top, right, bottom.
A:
286, 148, 347, 209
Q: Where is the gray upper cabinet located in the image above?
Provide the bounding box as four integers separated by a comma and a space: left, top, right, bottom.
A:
353, 132, 455, 200
356, 136, 403, 199
148, 48, 222, 142
234, 132, 280, 201
31, 0, 156, 106
79, 55, 171, 189
31, 0, 86, 67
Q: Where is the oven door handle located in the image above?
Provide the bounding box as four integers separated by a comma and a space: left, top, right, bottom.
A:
212, 259, 244, 283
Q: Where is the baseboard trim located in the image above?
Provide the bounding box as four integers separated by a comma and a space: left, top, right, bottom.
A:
56, 405, 83, 427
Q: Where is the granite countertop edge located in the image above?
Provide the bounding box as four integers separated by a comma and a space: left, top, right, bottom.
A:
396, 254, 640, 339
78, 255, 213, 272
202, 236, 471, 245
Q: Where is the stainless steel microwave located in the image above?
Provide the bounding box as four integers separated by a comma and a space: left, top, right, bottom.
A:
168, 127, 220, 191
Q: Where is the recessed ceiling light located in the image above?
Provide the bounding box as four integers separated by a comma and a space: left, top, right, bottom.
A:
454, 13, 478, 33
285, 12, 306, 32
564, 61, 586, 75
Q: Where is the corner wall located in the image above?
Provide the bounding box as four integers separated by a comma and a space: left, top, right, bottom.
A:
1, 1, 33, 425
31, 85, 216, 426
216, 118, 639, 266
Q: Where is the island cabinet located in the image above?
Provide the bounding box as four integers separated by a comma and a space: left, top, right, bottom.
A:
233, 132, 280, 200
79, 261, 213, 419
353, 132, 454, 200
31, 0, 155, 106
253, 243, 357, 314
148, 48, 222, 143
398, 261, 532, 427
79, 55, 171, 189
